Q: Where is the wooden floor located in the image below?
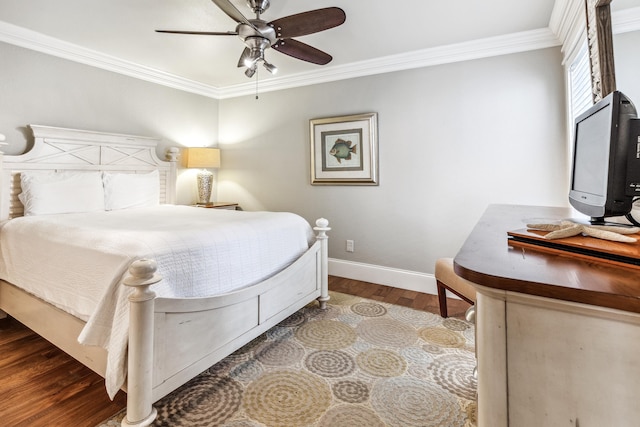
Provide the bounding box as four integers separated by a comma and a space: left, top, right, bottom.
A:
0, 317, 128, 427
0, 276, 471, 427
329, 276, 471, 319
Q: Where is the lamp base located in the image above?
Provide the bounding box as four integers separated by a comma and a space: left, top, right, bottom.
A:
196, 170, 214, 205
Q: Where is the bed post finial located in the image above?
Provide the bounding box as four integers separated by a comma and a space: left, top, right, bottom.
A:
122, 259, 161, 427
164, 148, 179, 205
165, 147, 179, 163
314, 218, 331, 310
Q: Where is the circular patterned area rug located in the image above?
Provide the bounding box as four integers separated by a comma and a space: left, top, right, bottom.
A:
244, 370, 332, 426
97, 291, 477, 427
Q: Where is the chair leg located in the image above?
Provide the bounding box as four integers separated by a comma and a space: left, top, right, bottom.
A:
437, 281, 448, 318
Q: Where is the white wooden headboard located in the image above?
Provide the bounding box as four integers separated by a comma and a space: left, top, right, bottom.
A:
0, 125, 178, 220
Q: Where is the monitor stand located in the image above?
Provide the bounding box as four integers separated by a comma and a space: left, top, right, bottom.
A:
575, 216, 639, 228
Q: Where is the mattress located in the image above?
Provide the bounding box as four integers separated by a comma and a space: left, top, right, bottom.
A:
0, 205, 315, 397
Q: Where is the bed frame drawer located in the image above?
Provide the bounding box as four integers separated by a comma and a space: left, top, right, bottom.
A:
260, 246, 320, 322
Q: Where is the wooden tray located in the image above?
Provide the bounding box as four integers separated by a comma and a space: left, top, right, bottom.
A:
507, 228, 640, 269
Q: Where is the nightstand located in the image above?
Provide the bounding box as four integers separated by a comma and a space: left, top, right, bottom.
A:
193, 202, 239, 210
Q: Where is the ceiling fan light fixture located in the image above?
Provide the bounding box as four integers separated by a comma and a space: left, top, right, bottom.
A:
247, 48, 264, 66
245, 65, 257, 78
263, 61, 278, 74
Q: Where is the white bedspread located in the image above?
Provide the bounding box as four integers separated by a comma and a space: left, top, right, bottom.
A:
0, 205, 315, 398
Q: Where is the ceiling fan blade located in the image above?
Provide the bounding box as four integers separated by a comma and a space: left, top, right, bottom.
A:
272, 39, 333, 65
269, 7, 346, 38
210, 0, 255, 27
155, 30, 238, 36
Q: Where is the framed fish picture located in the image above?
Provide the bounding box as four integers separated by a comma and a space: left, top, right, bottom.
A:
310, 112, 378, 185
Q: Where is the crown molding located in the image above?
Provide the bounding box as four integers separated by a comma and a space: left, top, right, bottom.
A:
549, 2, 640, 63
549, 0, 586, 62
614, 6, 640, 34
550, 2, 640, 40
0, 20, 221, 99
219, 27, 561, 98
2, 6, 638, 101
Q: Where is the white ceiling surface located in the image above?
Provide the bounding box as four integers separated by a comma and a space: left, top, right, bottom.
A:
0, 0, 638, 98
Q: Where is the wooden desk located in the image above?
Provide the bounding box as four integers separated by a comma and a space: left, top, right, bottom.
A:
455, 204, 640, 427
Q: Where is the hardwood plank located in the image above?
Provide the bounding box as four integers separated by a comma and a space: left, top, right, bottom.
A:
327, 275, 470, 317
0, 334, 53, 369
41, 387, 125, 427
13, 375, 125, 427
0, 318, 32, 346
0, 358, 91, 424
411, 291, 432, 310
0, 346, 69, 389
0, 319, 126, 427
395, 296, 415, 307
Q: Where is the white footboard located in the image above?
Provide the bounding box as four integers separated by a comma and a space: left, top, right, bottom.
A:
121, 219, 330, 427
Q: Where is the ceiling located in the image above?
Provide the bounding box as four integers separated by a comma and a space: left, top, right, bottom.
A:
0, 0, 638, 97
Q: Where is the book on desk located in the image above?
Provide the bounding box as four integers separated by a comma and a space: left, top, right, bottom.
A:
507, 228, 640, 269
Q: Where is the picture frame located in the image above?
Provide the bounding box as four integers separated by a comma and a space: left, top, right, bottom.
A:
310, 112, 378, 185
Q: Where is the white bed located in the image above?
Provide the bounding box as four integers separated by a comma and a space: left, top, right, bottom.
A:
0, 125, 330, 426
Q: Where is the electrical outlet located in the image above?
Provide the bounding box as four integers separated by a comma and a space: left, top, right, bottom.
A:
346, 239, 355, 252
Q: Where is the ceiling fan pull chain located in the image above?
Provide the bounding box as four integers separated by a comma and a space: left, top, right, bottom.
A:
255, 67, 259, 100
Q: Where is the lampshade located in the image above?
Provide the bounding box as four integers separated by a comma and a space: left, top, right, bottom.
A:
184, 147, 221, 169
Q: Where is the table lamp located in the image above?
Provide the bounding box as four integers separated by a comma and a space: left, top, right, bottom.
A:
184, 147, 221, 206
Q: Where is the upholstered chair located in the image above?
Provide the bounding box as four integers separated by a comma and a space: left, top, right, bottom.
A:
435, 257, 477, 318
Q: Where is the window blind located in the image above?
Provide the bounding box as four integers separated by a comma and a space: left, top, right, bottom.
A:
569, 40, 593, 120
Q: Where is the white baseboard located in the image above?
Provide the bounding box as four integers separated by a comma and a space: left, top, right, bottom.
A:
328, 258, 460, 300
328, 258, 462, 300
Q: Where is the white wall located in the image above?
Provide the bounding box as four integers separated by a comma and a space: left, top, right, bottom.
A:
218, 47, 568, 278
0, 42, 220, 205
615, 31, 640, 102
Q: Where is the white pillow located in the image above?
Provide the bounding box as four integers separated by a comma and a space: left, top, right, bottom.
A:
103, 170, 160, 210
18, 171, 105, 216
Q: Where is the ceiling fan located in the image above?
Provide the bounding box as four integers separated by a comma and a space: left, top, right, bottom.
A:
156, 0, 346, 78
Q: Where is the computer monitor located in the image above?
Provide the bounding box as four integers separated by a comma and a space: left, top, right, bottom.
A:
568, 90, 640, 224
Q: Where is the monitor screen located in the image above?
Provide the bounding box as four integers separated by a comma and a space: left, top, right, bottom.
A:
571, 103, 612, 198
